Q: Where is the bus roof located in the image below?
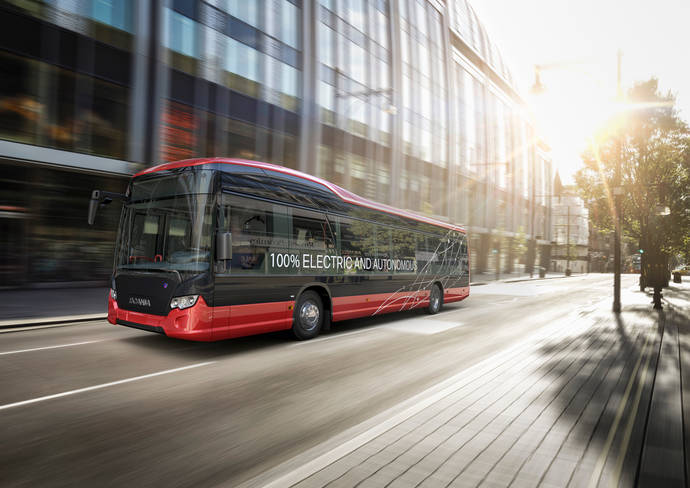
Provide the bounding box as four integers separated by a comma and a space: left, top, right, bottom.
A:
135, 158, 466, 233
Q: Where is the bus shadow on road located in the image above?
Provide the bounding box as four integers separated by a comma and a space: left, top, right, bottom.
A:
114, 302, 469, 360
116, 329, 294, 361
326, 302, 468, 335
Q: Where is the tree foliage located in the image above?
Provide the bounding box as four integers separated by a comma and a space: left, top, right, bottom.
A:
575, 78, 690, 261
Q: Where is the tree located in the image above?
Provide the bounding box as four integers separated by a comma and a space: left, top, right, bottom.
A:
575, 78, 690, 283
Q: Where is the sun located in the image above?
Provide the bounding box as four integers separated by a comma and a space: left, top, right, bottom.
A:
529, 74, 621, 182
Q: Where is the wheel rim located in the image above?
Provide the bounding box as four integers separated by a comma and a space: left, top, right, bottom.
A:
300, 300, 320, 331
431, 287, 440, 311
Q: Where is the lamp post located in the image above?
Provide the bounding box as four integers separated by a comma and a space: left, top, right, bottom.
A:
530, 51, 624, 312
612, 50, 623, 313
566, 205, 571, 274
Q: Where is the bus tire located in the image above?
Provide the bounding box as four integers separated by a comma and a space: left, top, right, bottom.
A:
427, 283, 443, 315
292, 290, 323, 340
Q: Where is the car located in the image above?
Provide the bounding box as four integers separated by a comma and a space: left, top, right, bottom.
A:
672, 264, 690, 283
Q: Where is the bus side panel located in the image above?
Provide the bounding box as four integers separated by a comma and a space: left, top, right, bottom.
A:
444, 286, 470, 300
332, 289, 426, 321
444, 286, 470, 303
211, 301, 294, 340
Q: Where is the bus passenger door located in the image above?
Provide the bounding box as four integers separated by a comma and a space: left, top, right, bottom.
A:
213, 195, 295, 339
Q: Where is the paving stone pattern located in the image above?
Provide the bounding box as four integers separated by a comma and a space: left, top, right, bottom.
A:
290, 287, 688, 488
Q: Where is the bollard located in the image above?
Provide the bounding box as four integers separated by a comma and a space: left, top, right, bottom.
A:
652, 286, 663, 310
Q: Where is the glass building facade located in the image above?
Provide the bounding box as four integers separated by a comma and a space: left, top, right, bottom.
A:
0, 0, 552, 287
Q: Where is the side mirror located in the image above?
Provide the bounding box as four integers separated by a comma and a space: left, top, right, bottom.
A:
88, 190, 102, 225
216, 232, 232, 260
88, 189, 125, 225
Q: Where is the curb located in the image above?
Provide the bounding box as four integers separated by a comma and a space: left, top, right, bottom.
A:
470, 275, 571, 286
503, 275, 570, 283
0, 314, 107, 330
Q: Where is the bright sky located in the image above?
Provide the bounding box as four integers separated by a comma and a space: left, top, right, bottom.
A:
468, 0, 690, 183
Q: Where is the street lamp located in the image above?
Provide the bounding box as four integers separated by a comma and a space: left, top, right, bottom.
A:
612, 49, 623, 313
530, 51, 625, 313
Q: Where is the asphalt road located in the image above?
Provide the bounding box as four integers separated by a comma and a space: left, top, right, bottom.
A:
0, 274, 638, 487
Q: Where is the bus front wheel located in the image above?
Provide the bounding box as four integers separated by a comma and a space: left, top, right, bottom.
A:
292, 290, 323, 340
427, 283, 443, 315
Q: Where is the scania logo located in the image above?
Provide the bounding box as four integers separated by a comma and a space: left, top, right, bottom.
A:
129, 296, 151, 307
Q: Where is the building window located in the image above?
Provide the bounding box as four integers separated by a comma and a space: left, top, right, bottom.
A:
165, 8, 197, 58
91, 0, 133, 32
281, 0, 300, 49
229, 0, 259, 27
226, 37, 260, 83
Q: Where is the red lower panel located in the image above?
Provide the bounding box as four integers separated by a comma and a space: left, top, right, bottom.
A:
332, 290, 423, 321
444, 286, 470, 303
332, 287, 469, 322
107, 287, 469, 341
109, 295, 215, 341
109, 295, 293, 341
211, 301, 293, 340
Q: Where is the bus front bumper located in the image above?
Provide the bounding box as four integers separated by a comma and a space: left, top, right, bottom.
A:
108, 295, 215, 341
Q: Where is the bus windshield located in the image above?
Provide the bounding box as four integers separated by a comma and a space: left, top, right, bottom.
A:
115, 170, 214, 274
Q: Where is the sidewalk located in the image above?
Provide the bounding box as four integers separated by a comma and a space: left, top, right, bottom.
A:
0, 287, 108, 327
242, 281, 690, 488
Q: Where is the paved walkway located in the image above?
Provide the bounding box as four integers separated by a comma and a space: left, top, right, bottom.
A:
243, 282, 690, 488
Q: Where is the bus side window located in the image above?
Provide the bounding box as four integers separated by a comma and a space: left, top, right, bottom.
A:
374, 225, 391, 260
391, 227, 415, 273
230, 206, 269, 273
291, 210, 333, 252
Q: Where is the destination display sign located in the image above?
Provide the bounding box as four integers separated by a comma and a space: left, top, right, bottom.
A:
269, 252, 417, 273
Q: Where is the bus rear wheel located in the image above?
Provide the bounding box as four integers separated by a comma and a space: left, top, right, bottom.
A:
427, 283, 443, 315
292, 291, 323, 340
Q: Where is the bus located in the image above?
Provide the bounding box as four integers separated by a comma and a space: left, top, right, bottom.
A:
88, 158, 470, 341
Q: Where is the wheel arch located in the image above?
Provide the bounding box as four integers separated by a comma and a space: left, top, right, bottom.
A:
432, 280, 444, 296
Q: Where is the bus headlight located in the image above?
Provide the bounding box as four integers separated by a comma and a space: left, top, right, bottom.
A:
170, 295, 199, 310
110, 288, 117, 300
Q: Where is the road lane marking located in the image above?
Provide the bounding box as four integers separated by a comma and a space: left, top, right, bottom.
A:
587, 328, 654, 488
0, 341, 103, 356
0, 362, 215, 411
290, 327, 377, 345
384, 318, 464, 335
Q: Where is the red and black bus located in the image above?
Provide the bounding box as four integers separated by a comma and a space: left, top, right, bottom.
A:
89, 158, 469, 341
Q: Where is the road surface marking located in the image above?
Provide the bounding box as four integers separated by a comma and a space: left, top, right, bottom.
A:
0, 341, 103, 356
610, 326, 656, 487
0, 362, 215, 411
384, 318, 464, 335
290, 327, 376, 346
587, 328, 654, 488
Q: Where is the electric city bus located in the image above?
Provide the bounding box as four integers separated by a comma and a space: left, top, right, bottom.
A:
88, 158, 470, 341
